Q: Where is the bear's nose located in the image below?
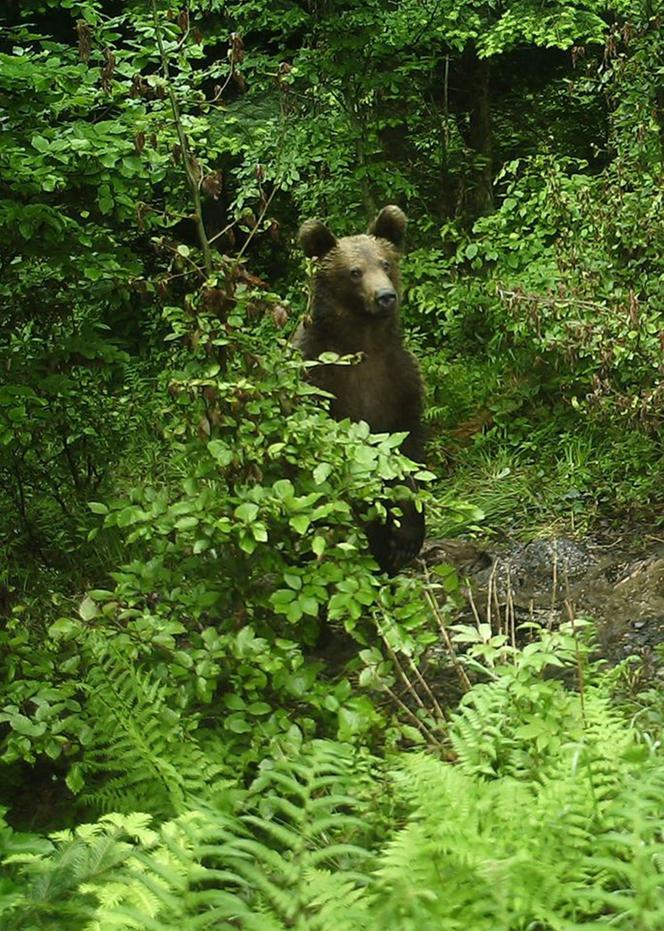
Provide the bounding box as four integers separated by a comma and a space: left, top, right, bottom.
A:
375, 288, 397, 312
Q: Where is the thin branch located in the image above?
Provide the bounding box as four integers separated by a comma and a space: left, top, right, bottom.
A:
376, 612, 446, 725
497, 288, 610, 314
229, 186, 278, 278
150, 0, 212, 277
382, 683, 442, 747
421, 563, 472, 693
163, 240, 205, 278
208, 217, 239, 247
11, 459, 43, 555
564, 599, 587, 726
404, 651, 448, 722
206, 66, 236, 105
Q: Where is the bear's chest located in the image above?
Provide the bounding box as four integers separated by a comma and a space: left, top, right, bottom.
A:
326, 353, 404, 432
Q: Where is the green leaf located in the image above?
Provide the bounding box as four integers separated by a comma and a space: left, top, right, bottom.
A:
6, 713, 47, 738
299, 595, 319, 617
235, 502, 259, 523
399, 724, 426, 744
31, 135, 50, 153
208, 440, 233, 465
251, 522, 268, 542
271, 589, 296, 607
313, 462, 332, 484
239, 533, 257, 554
174, 651, 194, 669
286, 602, 304, 623
273, 479, 295, 500
48, 618, 77, 639
290, 514, 310, 534
66, 765, 85, 795
45, 738, 63, 760
337, 697, 376, 740
78, 596, 99, 621
175, 515, 199, 531
226, 713, 252, 734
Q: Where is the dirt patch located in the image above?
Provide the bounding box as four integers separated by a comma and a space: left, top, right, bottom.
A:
422, 530, 664, 663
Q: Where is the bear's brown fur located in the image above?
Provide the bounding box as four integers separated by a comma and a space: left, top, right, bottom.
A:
294, 205, 425, 575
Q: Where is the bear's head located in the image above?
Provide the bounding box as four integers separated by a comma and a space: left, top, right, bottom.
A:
298, 206, 407, 320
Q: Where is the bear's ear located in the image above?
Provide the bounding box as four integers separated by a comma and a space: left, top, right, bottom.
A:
368, 205, 407, 251
298, 220, 337, 259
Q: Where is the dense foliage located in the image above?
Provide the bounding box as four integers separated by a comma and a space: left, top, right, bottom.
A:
4, 628, 664, 928
1, 0, 663, 926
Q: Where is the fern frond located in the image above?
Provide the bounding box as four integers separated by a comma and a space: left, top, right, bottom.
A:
78, 644, 222, 816
4, 685, 663, 931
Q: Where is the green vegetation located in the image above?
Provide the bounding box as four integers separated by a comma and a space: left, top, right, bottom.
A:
4, 628, 664, 929
1, 0, 663, 927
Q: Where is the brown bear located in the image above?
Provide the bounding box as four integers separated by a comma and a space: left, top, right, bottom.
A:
294, 205, 425, 575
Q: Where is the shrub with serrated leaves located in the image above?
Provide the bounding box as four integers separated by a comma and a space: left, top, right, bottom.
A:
0, 1, 435, 789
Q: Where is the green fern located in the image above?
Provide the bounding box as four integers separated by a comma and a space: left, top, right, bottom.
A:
580, 764, 664, 927
228, 741, 373, 929
370, 739, 664, 929
2, 742, 373, 930
5, 641, 664, 930
1, 812, 160, 930
75, 645, 223, 816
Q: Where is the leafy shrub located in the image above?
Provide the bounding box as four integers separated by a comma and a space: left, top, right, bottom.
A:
0, 278, 445, 794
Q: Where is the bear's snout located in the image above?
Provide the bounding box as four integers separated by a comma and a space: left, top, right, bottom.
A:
374, 287, 397, 314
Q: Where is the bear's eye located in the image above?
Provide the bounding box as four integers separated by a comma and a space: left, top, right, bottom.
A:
381, 260, 391, 272
350, 267, 363, 280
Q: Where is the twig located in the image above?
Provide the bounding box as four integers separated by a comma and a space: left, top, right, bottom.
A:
150, 0, 212, 277
551, 541, 558, 615
175, 14, 191, 53
377, 612, 448, 724
11, 459, 43, 555
564, 598, 587, 726
487, 559, 497, 631
382, 684, 442, 747
497, 288, 610, 314
163, 240, 205, 278
405, 653, 448, 722
422, 564, 472, 692
229, 186, 279, 278
506, 567, 517, 658
208, 218, 239, 247
466, 582, 482, 631
207, 66, 236, 105
376, 614, 428, 713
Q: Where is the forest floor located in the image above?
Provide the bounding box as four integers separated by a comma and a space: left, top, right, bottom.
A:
423, 524, 664, 668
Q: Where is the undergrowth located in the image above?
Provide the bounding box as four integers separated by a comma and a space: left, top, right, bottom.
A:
422, 354, 664, 537
3, 623, 664, 930
2, 4, 664, 929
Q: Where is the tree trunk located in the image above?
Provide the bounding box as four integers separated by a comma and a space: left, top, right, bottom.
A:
346, 81, 377, 219
458, 43, 494, 218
